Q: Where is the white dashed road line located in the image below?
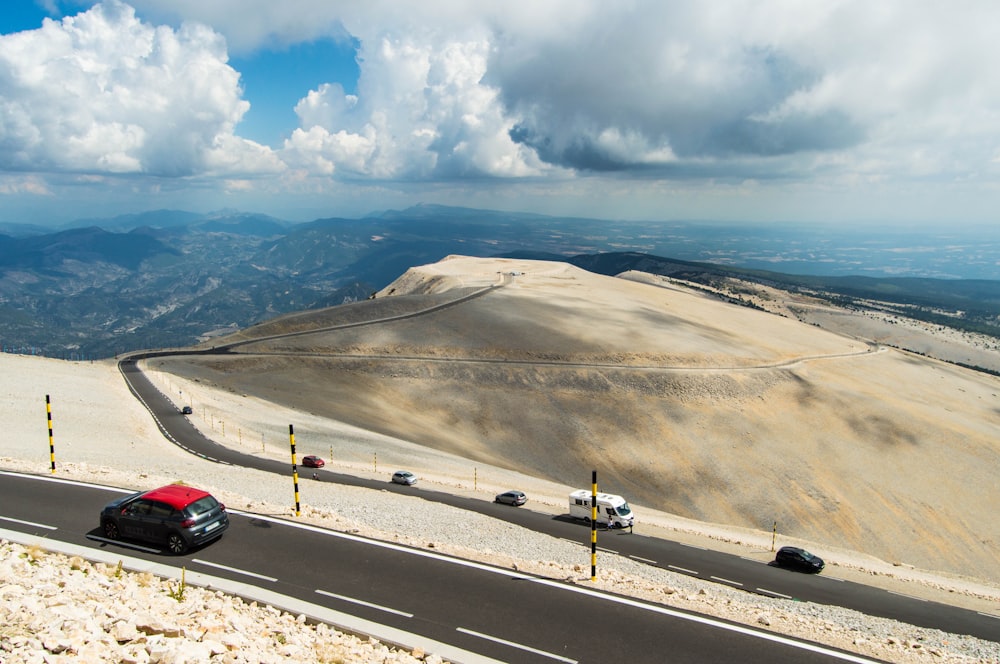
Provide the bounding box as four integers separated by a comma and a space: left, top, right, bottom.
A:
710, 576, 744, 587
629, 555, 657, 565
193, 558, 278, 582
316, 589, 414, 618
756, 588, 792, 600
668, 564, 699, 575
457, 627, 578, 663
0, 515, 57, 530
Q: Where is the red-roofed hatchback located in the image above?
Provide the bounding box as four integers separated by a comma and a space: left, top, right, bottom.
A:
100, 484, 229, 554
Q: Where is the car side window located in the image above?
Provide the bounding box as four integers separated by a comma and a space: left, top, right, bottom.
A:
128, 500, 152, 516
148, 502, 173, 518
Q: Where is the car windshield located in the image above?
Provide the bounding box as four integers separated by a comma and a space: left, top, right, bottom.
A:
184, 496, 219, 517
799, 550, 815, 560
615, 502, 632, 516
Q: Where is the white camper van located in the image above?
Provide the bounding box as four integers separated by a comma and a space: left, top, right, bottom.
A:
568, 489, 634, 529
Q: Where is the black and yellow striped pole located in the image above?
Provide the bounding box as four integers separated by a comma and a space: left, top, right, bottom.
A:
289, 424, 301, 516
45, 395, 55, 474
591, 470, 597, 581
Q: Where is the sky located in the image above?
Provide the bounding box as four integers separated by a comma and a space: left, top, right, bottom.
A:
1, 1, 999, 227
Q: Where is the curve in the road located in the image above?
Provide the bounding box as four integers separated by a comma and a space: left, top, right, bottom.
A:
114, 288, 999, 645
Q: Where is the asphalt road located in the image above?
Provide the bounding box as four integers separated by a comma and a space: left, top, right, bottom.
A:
117, 356, 1000, 645
2, 472, 882, 663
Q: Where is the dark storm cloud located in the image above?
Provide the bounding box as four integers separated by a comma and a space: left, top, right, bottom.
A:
498, 42, 864, 173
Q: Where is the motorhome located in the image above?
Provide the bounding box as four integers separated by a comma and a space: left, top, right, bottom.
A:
568, 489, 634, 529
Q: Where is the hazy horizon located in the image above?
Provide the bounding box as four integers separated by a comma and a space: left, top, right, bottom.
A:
3, 204, 998, 281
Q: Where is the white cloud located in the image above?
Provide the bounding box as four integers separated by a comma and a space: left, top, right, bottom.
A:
281, 32, 548, 180
63, 1, 1000, 187
0, 0, 282, 177
6, 0, 1000, 223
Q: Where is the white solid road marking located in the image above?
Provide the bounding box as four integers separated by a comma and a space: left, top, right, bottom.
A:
0, 469, 133, 493
679, 542, 707, 550
0, 515, 57, 530
316, 589, 414, 618
888, 590, 928, 602
710, 576, 744, 587
193, 559, 277, 582
756, 588, 793, 599
457, 627, 578, 663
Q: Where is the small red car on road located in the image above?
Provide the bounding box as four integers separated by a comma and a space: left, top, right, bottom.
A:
302, 455, 325, 468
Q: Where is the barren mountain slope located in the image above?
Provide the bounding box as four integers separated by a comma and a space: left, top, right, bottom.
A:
160, 256, 1000, 582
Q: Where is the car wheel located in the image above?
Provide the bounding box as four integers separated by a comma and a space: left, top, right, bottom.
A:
166, 532, 187, 555
102, 519, 120, 540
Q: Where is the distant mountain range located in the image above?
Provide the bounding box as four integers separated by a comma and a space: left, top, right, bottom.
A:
1, 205, 998, 359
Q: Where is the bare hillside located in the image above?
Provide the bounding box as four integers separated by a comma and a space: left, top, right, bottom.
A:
160, 255, 1000, 582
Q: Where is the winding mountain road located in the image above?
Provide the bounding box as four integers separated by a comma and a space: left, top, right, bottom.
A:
5, 279, 995, 662
109, 357, 1000, 645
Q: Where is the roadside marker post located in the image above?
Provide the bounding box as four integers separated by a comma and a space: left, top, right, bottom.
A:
45, 394, 55, 474
591, 470, 597, 581
289, 424, 301, 516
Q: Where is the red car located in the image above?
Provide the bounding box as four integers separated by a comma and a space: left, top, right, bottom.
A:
302, 455, 325, 468
100, 484, 229, 554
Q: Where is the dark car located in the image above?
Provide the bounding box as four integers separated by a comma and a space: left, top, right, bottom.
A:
181, 406, 193, 415
391, 470, 418, 485
775, 546, 825, 573
302, 455, 325, 468
100, 484, 229, 554
495, 490, 527, 506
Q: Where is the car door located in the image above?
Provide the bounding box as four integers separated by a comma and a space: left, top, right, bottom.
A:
118, 499, 151, 539
144, 500, 176, 545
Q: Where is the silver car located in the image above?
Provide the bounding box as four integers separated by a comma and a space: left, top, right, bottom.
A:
391, 470, 417, 485
495, 490, 527, 506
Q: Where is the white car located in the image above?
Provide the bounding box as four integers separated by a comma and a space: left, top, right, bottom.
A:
391, 470, 418, 485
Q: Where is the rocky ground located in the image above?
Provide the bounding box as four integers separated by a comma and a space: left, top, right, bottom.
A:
1, 539, 442, 664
